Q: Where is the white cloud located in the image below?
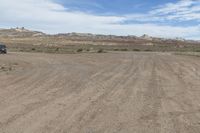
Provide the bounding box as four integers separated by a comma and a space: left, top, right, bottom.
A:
153, 0, 200, 22
0, 0, 200, 39
133, 0, 200, 22
150, 0, 195, 15
0, 0, 125, 31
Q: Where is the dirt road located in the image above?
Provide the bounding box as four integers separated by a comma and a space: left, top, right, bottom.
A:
0, 52, 200, 133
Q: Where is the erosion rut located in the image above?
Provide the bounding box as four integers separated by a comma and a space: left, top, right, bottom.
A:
0, 52, 200, 133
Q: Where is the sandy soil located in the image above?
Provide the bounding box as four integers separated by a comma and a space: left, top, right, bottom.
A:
0, 52, 200, 133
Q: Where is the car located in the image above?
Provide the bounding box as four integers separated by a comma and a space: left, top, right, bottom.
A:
0, 44, 7, 54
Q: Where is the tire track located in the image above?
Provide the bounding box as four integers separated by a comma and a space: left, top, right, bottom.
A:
1, 52, 200, 133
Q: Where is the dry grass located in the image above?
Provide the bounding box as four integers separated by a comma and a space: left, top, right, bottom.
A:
1, 35, 200, 54
174, 52, 200, 57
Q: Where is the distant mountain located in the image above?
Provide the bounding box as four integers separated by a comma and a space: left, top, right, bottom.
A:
0, 27, 46, 37
0, 27, 200, 47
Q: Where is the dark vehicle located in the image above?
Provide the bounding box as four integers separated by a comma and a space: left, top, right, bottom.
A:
0, 44, 7, 54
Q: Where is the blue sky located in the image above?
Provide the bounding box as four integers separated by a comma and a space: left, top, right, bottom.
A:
55, 0, 175, 14
0, 0, 200, 40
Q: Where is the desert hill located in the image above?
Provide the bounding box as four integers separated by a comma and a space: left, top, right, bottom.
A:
0, 27, 45, 37
0, 27, 200, 53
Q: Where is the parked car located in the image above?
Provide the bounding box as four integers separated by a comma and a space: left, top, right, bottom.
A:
0, 44, 7, 54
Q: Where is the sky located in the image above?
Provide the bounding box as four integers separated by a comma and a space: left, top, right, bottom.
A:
0, 0, 200, 40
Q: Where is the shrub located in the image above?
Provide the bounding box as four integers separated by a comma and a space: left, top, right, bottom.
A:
144, 49, 152, 52
76, 48, 83, 52
121, 48, 128, 51
114, 49, 119, 51
133, 49, 140, 51
195, 49, 200, 52
97, 49, 104, 53
55, 48, 59, 52
31, 48, 36, 51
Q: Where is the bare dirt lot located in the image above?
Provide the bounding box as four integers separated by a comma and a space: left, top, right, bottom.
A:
0, 52, 200, 133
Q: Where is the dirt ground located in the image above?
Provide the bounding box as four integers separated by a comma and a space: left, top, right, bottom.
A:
0, 52, 200, 133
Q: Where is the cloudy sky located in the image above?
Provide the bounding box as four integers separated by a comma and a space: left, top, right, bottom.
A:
0, 0, 200, 39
